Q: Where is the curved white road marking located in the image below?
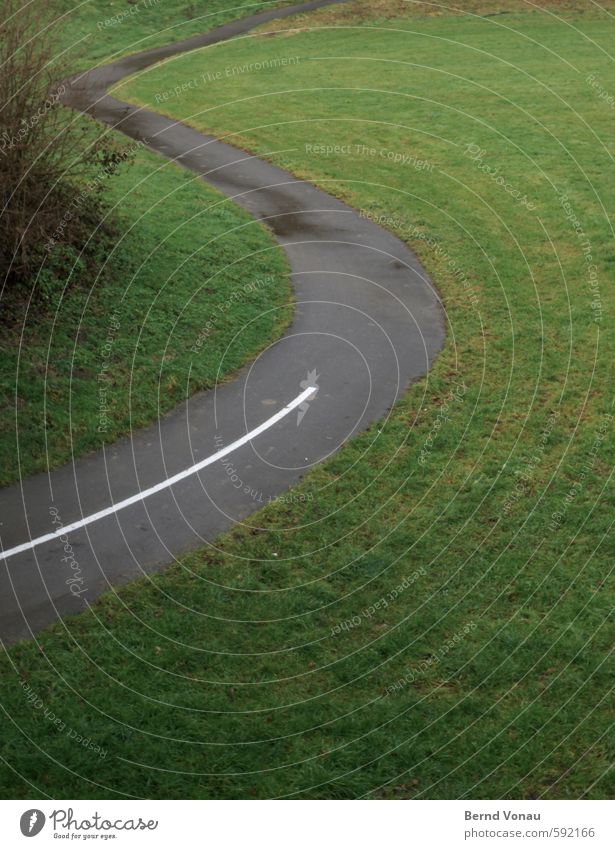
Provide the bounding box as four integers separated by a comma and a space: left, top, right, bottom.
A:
1, 387, 317, 561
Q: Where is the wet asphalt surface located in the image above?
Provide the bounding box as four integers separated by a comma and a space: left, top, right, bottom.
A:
0, 0, 444, 643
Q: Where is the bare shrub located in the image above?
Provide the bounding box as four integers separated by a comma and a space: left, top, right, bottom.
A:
0, 0, 124, 306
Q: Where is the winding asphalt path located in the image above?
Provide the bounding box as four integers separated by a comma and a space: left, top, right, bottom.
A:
0, 0, 444, 643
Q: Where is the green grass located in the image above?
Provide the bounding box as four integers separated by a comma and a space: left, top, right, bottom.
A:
1, 0, 613, 799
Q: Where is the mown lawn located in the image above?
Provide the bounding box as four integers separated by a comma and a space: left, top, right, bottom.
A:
0, 0, 613, 799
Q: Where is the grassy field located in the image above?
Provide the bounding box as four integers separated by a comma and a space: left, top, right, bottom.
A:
0, 0, 613, 799
0, 1, 295, 485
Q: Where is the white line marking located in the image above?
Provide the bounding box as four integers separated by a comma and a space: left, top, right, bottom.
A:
1, 387, 317, 561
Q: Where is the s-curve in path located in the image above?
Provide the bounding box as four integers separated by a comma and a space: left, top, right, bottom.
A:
0, 0, 444, 644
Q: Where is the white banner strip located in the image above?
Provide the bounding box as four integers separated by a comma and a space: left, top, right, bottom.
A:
0, 799, 612, 848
